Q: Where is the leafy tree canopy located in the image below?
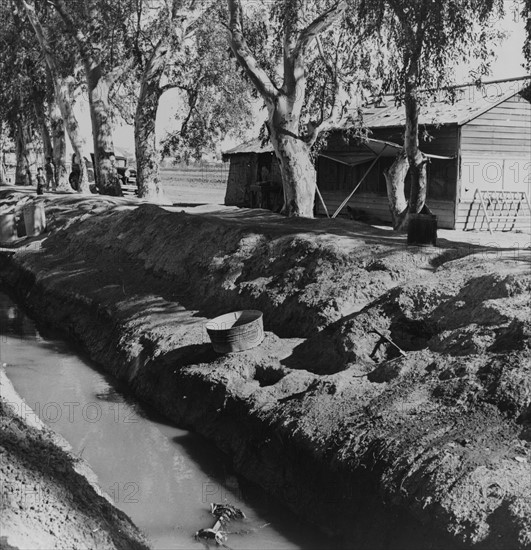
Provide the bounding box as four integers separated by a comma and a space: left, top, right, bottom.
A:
0, 2, 46, 135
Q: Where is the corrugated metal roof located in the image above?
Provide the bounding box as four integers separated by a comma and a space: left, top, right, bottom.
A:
362, 78, 530, 128
223, 78, 531, 156
222, 139, 274, 156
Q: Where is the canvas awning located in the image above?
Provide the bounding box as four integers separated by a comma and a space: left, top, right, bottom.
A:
319, 137, 453, 167
320, 138, 403, 167
321, 138, 453, 218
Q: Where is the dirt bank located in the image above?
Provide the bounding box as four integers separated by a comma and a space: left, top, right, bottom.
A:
0, 370, 150, 550
1, 190, 530, 549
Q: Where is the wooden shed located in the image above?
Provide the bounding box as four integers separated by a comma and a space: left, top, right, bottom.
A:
223, 140, 283, 210
224, 77, 531, 230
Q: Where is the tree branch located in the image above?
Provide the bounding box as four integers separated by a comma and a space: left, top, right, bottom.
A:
387, 0, 415, 43
47, 0, 96, 68
305, 89, 345, 146
106, 56, 136, 87
292, 0, 347, 60
227, 0, 278, 101
160, 83, 181, 94
315, 35, 335, 79
19, 0, 60, 78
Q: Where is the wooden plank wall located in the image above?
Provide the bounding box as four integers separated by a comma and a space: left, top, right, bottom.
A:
460, 95, 531, 160
457, 94, 531, 230
316, 192, 456, 229
317, 126, 459, 228
224, 154, 257, 206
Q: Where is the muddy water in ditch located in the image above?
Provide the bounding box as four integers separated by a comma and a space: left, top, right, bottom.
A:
0, 292, 334, 550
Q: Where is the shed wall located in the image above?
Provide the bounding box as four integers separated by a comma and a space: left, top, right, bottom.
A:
315, 192, 456, 229
224, 154, 257, 206
456, 94, 531, 230
317, 126, 459, 228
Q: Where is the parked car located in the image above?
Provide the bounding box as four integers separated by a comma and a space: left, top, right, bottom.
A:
70, 154, 136, 190
115, 156, 137, 186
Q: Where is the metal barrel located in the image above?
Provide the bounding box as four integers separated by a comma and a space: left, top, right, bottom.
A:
206, 310, 264, 353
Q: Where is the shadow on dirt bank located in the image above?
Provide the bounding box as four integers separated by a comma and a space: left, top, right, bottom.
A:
11, 199, 523, 339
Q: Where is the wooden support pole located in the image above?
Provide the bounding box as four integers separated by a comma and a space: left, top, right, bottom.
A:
476, 188, 493, 235
316, 184, 330, 218
331, 146, 387, 219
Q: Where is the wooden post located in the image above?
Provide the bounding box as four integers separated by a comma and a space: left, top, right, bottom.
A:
476, 188, 493, 235
316, 184, 330, 218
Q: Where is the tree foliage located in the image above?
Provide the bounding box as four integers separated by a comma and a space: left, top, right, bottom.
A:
109, 0, 254, 163
367, 0, 505, 229
225, 0, 390, 217
160, 12, 254, 161
0, 2, 49, 183
378, 0, 505, 94
0, 3, 46, 138
523, 0, 531, 68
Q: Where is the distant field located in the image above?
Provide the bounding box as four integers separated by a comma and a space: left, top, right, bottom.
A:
160, 164, 229, 205
3, 162, 230, 206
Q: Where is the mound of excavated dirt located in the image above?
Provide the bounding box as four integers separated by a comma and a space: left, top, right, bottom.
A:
31, 200, 496, 338
1, 192, 530, 549
0, 371, 150, 550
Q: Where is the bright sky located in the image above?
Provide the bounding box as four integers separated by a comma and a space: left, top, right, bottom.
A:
462, 0, 528, 80
71, 0, 528, 158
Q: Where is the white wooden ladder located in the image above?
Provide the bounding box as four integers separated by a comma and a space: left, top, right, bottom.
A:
474, 189, 531, 234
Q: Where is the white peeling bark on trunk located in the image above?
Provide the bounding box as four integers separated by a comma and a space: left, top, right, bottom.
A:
87, 68, 121, 197
385, 75, 428, 231
227, 0, 347, 219
49, 99, 69, 191
20, 1, 89, 194
384, 150, 409, 230
404, 80, 427, 214
134, 46, 170, 204
41, 0, 120, 195
56, 79, 90, 193
268, 121, 315, 217
264, 56, 316, 217
0, 159, 8, 185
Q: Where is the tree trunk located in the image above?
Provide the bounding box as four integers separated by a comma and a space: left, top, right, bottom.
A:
38, 107, 53, 162
0, 129, 10, 185
33, 95, 52, 165
404, 80, 428, 214
266, 96, 316, 218
87, 65, 121, 196
20, 1, 90, 194
55, 78, 90, 193
50, 99, 69, 191
385, 74, 428, 231
134, 46, 170, 203
384, 150, 409, 230
41, 0, 121, 195
227, 0, 348, 217
15, 119, 38, 186
269, 128, 315, 217
15, 129, 27, 185
0, 158, 7, 185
